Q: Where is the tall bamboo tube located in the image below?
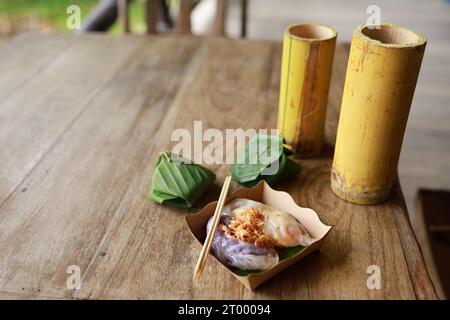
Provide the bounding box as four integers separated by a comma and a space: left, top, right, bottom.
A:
331, 23, 426, 205
277, 24, 337, 157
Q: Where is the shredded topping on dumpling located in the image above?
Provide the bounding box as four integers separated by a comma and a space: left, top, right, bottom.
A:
220, 208, 274, 249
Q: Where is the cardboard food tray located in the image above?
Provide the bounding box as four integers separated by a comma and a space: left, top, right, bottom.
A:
186, 180, 332, 290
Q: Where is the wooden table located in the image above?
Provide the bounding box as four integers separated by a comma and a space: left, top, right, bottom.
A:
0, 33, 437, 299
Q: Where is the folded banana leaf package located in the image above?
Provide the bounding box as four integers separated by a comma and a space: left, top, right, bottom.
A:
149, 152, 216, 208
231, 134, 301, 187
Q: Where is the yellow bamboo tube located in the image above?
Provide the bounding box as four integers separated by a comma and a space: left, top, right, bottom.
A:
277, 23, 337, 157
331, 23, 426, 205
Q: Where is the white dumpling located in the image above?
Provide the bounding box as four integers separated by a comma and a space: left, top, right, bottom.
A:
222, 198, 315, 247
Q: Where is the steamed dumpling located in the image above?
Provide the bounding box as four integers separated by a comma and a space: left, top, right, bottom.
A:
207, 215, 279, 271
222, 198, 315, 247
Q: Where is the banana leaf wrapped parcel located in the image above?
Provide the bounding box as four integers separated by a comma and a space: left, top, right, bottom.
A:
231, 134, 301, 187
149, 152, 215, 208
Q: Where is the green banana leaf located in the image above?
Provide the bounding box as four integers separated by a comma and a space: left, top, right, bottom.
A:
148, 152, 215, 208
231, 134, 301, 187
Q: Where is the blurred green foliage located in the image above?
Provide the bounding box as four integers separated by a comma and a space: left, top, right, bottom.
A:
0, 0, 148, 34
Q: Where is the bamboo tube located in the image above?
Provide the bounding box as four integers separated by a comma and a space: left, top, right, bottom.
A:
331, 23, 426, 205
277, 23, 337, 157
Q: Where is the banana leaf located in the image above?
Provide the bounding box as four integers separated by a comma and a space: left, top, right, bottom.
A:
231, 134, 301, 187
149, 152, 216, 208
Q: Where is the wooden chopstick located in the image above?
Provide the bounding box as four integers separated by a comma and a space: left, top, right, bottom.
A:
193, 176, 232, 284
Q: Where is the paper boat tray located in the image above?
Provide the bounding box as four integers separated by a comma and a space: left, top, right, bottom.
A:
186, 181, 332, 290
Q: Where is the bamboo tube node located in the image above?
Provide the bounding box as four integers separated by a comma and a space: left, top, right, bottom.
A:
331, 23, 426, 205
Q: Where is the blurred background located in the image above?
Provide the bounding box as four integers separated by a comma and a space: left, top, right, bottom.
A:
0, 0, 449, 297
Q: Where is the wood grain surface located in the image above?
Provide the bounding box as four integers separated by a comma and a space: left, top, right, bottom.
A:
0, 33, 437, 299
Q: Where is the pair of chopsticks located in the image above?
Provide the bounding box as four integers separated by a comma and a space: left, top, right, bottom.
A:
193, 176, 232, 284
